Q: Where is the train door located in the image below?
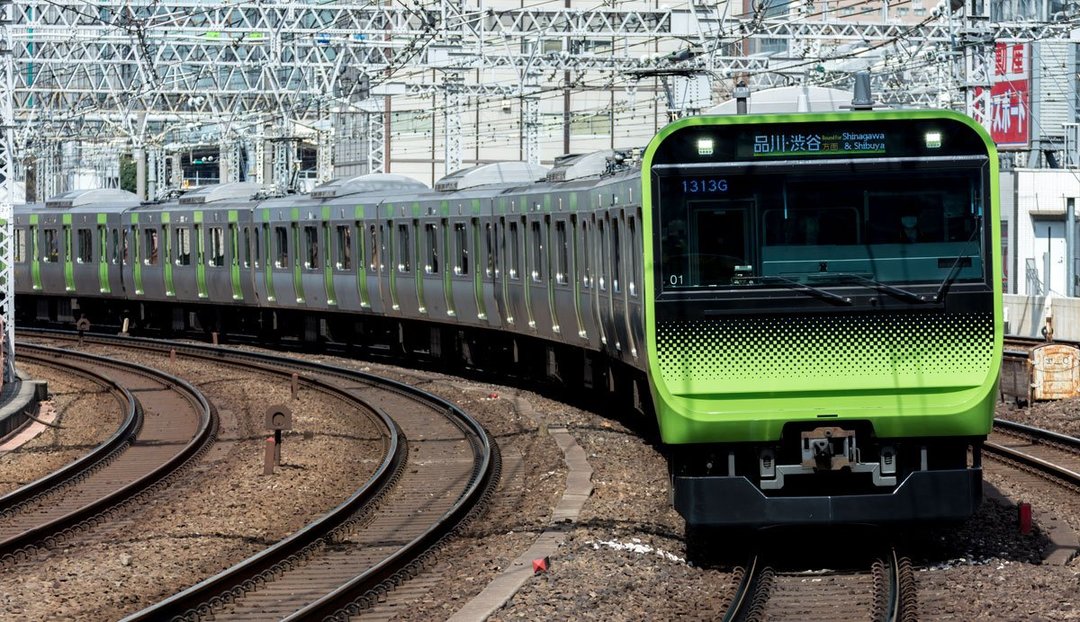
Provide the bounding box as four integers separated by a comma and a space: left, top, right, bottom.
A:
365, 222, 385, 313
269, 221, 295, 305
572, 214, 590, 342
204, 221, 234, 302
71, 221, 97, 295
626, 210, 643, 360
494, 216, 512, 326
379, 221, 398, 312
140, 222, 167, 299
527, 215, 551, 334
509, 216, 531, 330
594, 214, 612, 350
299, 222, 324, 307
611, 210, 638, 361
550, 214, 572, 338
420, 218, 446, 317
477, 217, 496, 325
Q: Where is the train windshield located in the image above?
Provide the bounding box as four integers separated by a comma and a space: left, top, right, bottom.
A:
657, 166, 987, 293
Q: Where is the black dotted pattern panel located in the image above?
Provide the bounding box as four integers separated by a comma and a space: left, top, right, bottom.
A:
655, 312, 996, 384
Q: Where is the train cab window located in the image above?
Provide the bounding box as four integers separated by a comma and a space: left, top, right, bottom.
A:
76, 229, 92, 263
175, 228, 192, 266
143, 229, 159, 266
612, 219, 622, 294
209, 227, 225, 267
555, 220, 568, 285
454, 223, 468, 276
530, 221, 543, 283
274, 226, 288, 269
14, 229, 24, 263
424, 223, 438, 274
397, 224, 411, 273
689, 203, 747, 286
303, 225, 318, 270
336, 225, 352, 270
508, 221, 520, 280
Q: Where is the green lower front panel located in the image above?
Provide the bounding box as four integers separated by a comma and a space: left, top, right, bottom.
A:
653, 381, 998, 444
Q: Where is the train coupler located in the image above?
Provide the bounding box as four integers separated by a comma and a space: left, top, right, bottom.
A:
759, 426, 897, 490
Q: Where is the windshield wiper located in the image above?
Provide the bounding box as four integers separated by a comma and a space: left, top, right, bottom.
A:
734, 275, 853, 306
810, 273, 928, 304
932, 220, 983, 302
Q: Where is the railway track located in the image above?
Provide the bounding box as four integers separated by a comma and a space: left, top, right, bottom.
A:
723, 547, 917, 622
0, 343, 216, 565
985, 419, 1080, 492
19, 330, 499, 621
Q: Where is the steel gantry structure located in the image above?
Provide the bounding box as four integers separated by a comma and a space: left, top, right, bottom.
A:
4, 1, 1080, 187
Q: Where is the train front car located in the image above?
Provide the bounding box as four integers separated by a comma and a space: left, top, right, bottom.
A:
643, 110, 1002, 528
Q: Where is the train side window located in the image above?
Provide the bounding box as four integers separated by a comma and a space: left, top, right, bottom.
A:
454, 222, 469, 276
336, 225, 352, 270
424, 223, 438, 274
369, 225, 380, 271
123, 228, 130, 265
485, 222, 496, 278
143, 228, 159, 266
252, 227, 261, 269
508, 221, 520, 280
110, 228, 120, 264
229, 224, 239, 267
303, 225, 318, 270
98, 225, 107, 265
76, 228, 92, 263
14, 228, 24, 263
209, 227, 225, 267
397, 224, 411, 273
530, 220, 543, 283
581, 220, 591, 289
242, 227, 252, 269
175, 228, 191, 266
598, 220, 608, 291
274, 226, 288, 268
612, 218, 622, 294
628, 216, 638, 297
555, 220, 568, 285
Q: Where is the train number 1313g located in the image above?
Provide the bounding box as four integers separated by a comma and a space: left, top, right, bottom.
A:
682, 178, 729, 193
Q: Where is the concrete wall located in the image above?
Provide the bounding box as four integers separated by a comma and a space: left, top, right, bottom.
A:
1003, 294, 1080, 340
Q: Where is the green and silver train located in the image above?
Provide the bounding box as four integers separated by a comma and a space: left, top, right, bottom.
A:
13, 109, 1001, 528
646, 109, 1001, 526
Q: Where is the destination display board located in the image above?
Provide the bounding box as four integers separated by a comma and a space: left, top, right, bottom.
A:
650, 116, 990, 167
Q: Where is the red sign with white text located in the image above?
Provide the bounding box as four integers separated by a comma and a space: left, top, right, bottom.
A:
973, 43, 1030, 149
